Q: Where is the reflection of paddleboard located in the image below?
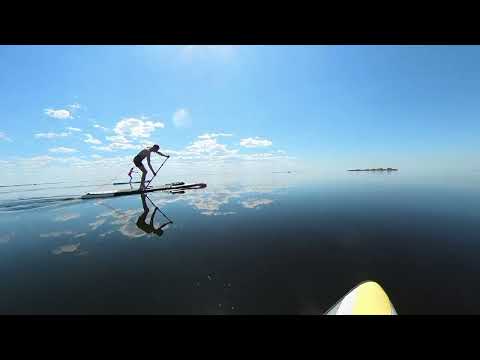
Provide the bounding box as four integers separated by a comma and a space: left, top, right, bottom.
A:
325, 281, 397, 315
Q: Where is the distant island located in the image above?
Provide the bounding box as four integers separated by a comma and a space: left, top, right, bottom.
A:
348, 168, 398, 172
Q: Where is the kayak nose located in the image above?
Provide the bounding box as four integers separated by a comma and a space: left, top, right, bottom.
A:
326, 281, 397, 315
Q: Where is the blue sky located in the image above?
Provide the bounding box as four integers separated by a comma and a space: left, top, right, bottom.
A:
1, 45, 480, 183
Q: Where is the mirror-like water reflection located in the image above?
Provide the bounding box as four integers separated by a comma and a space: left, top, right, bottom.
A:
1, 171, 480, 314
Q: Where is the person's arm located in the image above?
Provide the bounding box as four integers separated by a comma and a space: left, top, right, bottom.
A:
156, 151, 170, 158
146, 152, 156, 174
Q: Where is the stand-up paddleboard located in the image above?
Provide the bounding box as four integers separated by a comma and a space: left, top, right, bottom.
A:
112, 180, 184, 186
113, 180, 149, 185
325, 281, 397, 315
81, 182, 206, 199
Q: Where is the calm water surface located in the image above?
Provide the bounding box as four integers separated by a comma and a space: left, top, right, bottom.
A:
1, 171, 480, 314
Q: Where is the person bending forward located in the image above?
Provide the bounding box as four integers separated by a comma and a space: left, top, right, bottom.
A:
133, 144, 169, 190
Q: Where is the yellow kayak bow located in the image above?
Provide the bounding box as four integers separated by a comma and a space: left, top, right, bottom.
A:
325, 281, 397, 315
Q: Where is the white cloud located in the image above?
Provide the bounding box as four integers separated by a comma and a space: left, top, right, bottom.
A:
190, 192, 241, 215
106, 135, 130, 144
172, 109, 191, 128
119, 223, 146, 238
49, 147, 78, 154
84, 134, 102, 145
93, 124, 109, 131
40, 231, 74, 238
205, 211, 236, 216
66, 127, 82, 132
44, 108, 73, 120
24, 155, 56, 165
240, 137, 273, 148
52, 243, 81, 255
185, 136, 238, 157
110, 143, 142, 150
150, 187, 277, 217
89, 218, 106, 231
54, 213, 81, 222
34, 132, 70, 139
99, 230, 115, 238
0, 132, 12, 142
93, 117, 163, 153
2, 154, 141, 182
155, 133, 288, 164
114, 118, 164, 139
92, 142, 141, 152
91, 154, 103, 159
91, 146, 114, 152
74, 233, 87, 238
198, 133, 233, 140
94, 209, 147, 239
67, 103, 81, 110
241, 199, 274, 209
243, 152, 273, 159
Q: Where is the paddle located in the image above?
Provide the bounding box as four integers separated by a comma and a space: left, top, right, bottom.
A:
144, 156, 169, 189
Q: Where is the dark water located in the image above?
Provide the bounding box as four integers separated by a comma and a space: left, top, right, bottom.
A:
1, 171, 480, 314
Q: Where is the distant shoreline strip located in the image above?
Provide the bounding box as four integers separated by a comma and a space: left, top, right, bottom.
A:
348, 168, 398, 172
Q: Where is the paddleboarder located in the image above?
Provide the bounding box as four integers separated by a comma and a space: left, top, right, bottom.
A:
127, 167, 137, 184
133, 145, 169, 190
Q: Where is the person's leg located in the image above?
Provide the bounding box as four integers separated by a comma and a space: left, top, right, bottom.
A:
135, 163, 147, 190
139, 168, 147, 190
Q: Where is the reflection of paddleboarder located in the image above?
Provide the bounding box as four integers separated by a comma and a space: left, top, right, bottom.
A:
136, 193, 172, 237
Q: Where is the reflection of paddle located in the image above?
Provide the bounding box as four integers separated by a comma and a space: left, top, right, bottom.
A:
135, 193, 173, 237
145, 194, 173, 224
